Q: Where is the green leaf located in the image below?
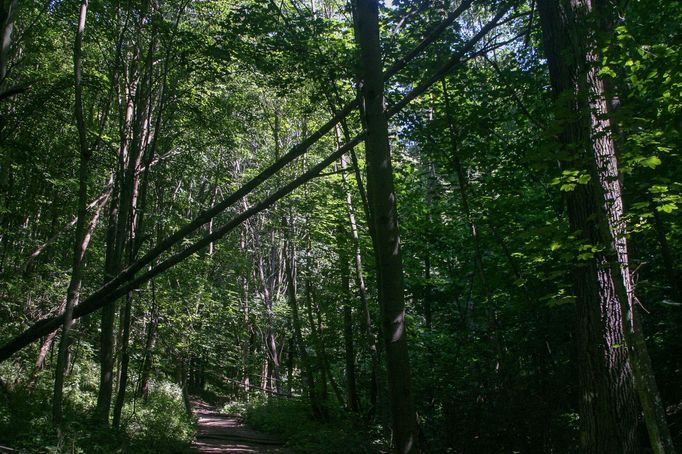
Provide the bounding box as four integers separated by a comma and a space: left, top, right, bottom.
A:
641, 155, 662, 169
657, 203, 677, 213
577, 174, 591, 184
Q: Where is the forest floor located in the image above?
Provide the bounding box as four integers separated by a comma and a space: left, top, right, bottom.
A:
189, 398, 289, 453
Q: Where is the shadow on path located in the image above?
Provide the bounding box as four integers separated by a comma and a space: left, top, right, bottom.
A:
189, 398, 288, 454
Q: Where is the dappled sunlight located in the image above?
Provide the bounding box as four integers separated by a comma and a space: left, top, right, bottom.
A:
190, 399, 287, 453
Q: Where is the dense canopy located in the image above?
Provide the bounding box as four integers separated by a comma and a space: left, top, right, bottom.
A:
0, 0, 680, 452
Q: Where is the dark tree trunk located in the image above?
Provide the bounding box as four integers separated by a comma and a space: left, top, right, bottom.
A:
0, 0, 17, 84
314, 291, 344, 407
112, 291, 133, 428
339, 126, 380, 417
52, 0, 90, 427
286, 334, 294, 396
538, 1, 675, 453
95, 184, 120, 422
96, 73, 134, 424
284, 230, 323, 418
353, 0, 419, 451
136, 283, 157, 399
338, 224, 359, 412
305, 277, 328, 403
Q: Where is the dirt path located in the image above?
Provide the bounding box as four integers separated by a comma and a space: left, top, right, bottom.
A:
189, 399, 288, 453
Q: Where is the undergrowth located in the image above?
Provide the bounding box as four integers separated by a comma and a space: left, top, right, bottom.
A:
240, 397, 387, 453
0, 359, 194, 453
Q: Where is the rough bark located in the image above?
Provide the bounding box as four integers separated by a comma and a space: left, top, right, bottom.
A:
538, 1, 675, 453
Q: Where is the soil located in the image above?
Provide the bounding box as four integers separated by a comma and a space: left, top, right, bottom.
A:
189, 399, 289, 454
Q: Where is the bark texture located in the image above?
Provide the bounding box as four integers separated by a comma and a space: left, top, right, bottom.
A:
538, 1, 675, 453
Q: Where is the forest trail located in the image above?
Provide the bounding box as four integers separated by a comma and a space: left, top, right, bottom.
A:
189, 399, 288, 453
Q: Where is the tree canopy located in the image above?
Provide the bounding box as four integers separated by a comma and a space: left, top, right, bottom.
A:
0, 0, 680, 452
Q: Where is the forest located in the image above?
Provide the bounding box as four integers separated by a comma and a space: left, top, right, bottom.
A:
0, 0, 680, 452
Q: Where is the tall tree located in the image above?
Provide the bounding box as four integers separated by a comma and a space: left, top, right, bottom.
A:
52, 0, 90, 427
537, 0, 676, 452
353, 0, 419, 451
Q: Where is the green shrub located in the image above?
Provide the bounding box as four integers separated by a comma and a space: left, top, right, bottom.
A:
244, 398, 385, 453
0, 360, 194, 453
124, 380, 195, 452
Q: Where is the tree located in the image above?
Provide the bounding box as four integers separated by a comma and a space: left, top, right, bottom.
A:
52, 0, 90, 427
353, 0, 419, 451
537, 0, 676, 452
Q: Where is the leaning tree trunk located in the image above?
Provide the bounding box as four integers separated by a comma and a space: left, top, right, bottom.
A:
538, 1, 676, 453
353, 0, 419, 451
36, 188, 108, 372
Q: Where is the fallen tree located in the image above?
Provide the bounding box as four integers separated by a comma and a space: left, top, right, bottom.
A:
0, 2, 513, 363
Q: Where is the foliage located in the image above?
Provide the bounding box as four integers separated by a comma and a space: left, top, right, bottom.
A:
0, 360, 194, 453
0, 0, 680, 452
244, 397, 385, 453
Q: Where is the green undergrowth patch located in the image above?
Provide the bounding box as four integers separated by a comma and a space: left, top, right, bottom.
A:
241, 397, 386, 453
0, 360, 194, 453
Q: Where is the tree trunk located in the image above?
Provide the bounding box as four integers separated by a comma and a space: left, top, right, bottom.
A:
52, 0, 90, 427
286, 334, 294, 396
339, 127, 380, 418
284, 226, 323, 418
112, 291, 132, 428
96, 69, 135, 424
0, 0, 17, 84
339, 242, 359, 412
538, 1, 676, 453
136, 282, 157, 399
305, 277, 328, 403
314, 291, 344, 407
353, 0, 419, 451
338, 224, 359, 412
36, 187, 108, 372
